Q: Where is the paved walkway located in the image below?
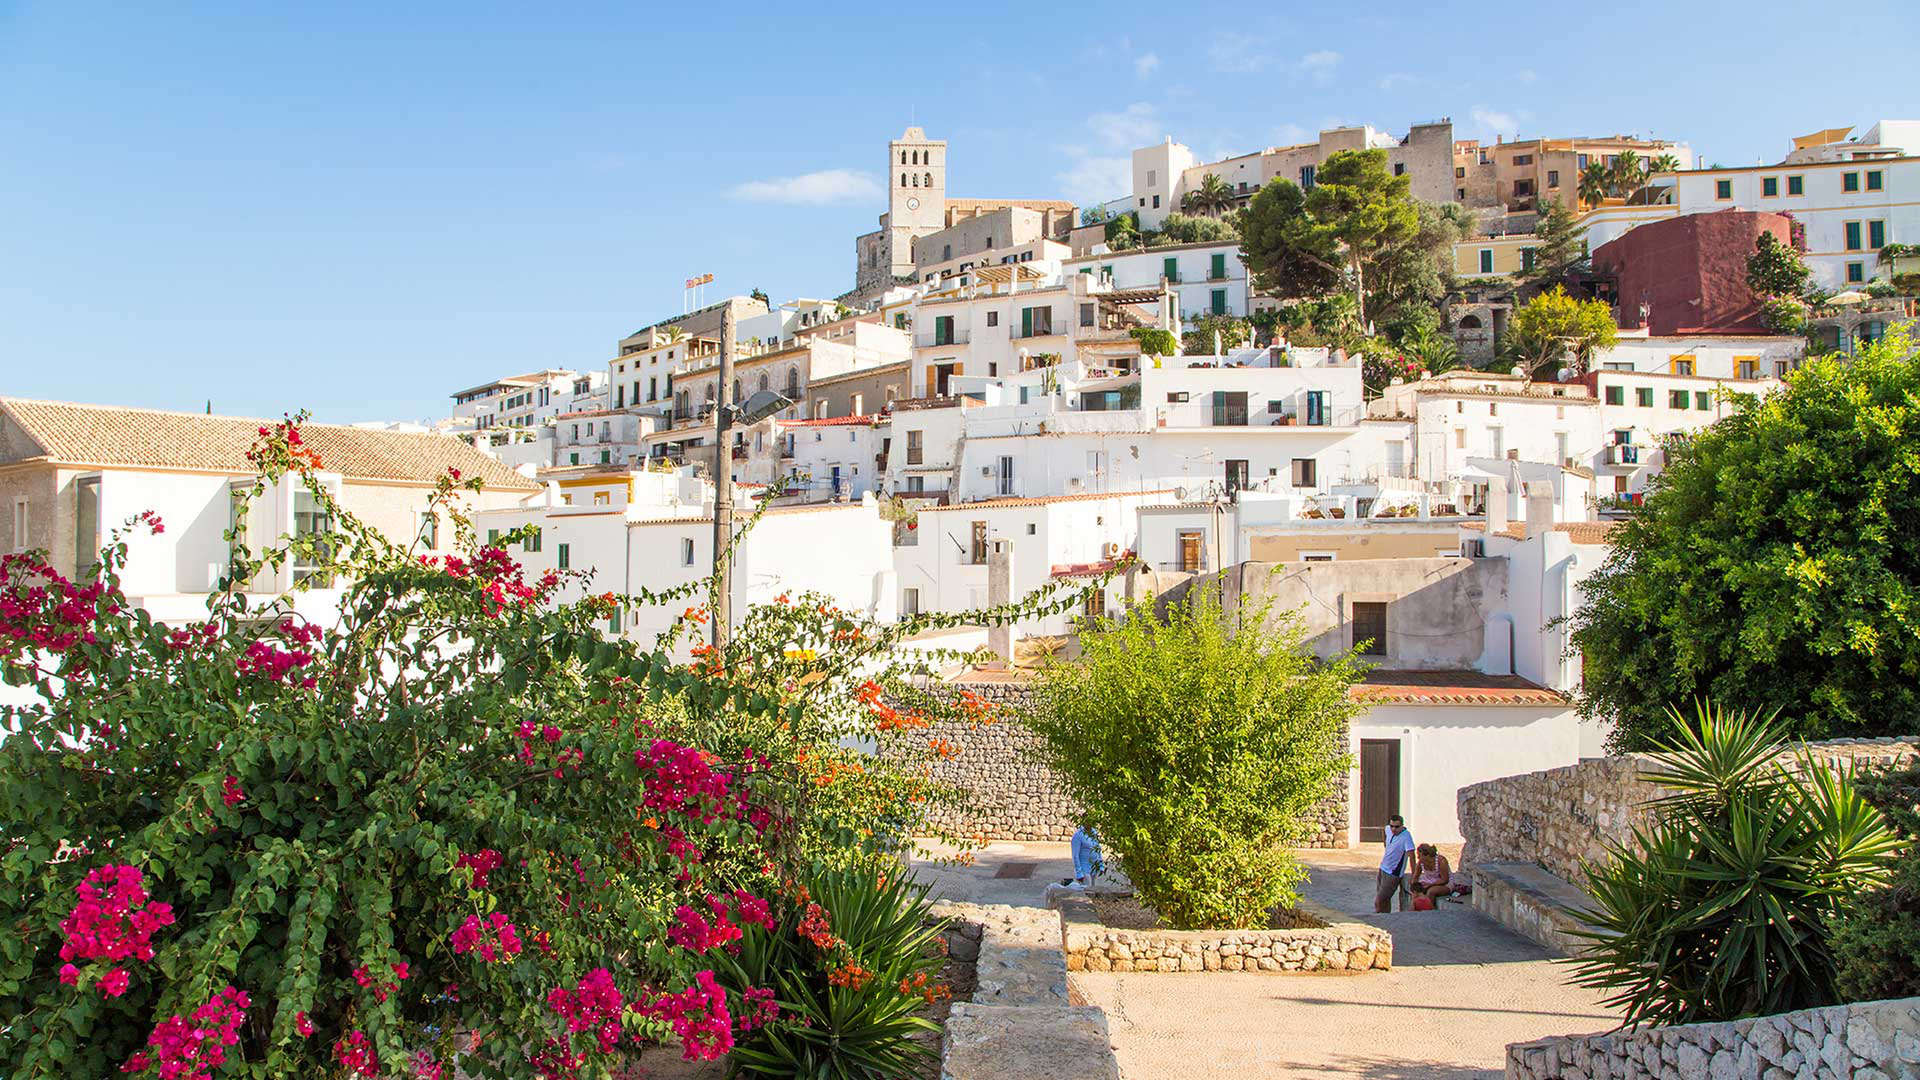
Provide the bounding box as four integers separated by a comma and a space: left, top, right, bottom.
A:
908, 842, 1621, 1080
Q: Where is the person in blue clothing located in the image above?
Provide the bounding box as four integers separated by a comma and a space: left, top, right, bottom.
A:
1060, 824, 1103, 888
1375, 814, 1416, 913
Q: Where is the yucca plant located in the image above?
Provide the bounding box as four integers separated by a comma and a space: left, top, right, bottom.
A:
715, 862, 948, 1079
1568, 701, 1902, 1027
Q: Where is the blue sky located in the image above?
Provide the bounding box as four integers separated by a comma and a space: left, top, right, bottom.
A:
5, 2, 1918, 423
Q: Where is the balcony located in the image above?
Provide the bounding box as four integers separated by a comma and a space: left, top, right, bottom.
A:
1607, 443, 1640, 466
916, 328, 970, 347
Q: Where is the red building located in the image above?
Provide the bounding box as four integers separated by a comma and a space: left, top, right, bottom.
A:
1592, 210, 1793, 335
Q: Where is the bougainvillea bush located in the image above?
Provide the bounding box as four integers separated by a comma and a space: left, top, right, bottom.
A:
0, 420, 1083, 1079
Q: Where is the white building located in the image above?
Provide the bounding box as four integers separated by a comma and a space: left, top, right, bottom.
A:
0, 398, 539, 627
778, 415, 881, 503
1063, 241, 1254, 321
452, 370, 605, 433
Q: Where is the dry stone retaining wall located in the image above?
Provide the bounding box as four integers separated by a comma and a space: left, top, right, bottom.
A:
1055, 895, 1391, 974
1507, 995, 1920, 1079
1459, 737, 1920, 885
885, 676, 1348, 846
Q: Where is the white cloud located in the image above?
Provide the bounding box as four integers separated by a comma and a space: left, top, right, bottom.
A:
1470, 106, 1523, 141
1088, 102, 1159, 150
1134, 51, 1160, 78
1295, 50, 1341, 86
1377, 72, 1415, 92
1273, 123, 1312, 145
727, 169, 881, 205
1054, 156, 1132, 204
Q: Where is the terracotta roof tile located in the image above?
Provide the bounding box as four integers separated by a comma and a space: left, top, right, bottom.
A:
918, 489, 1175, 513
1349, 670, 1568, 706
1, 397, 538, 490
1460, 521, 1621, 544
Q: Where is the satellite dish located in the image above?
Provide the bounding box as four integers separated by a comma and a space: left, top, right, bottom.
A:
735, 390, 792, 426
1509, 366, 1525, 377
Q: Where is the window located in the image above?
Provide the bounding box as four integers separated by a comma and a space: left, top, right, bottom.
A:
1513, 179, 1534, 198
1669, 389, 1688, 409
1512, 154, 1533, 166
1304, 390, 1329, 426
1167, 391, 1189, 403
1299, 165, 1315, 189
1351, 602, 1387, 657
1762, 176, 1779, 197
1210, 289, 1227, 315
1211, 390, 1248, 426
599, 451, 610, 465
76, 476, 100, 570
1694, 391, 1711, 410
1869, 220, 1886, 249
9, 497, 27, 553
969, 521, 987, 565
569, 452, 580, 465
1847, 261, 1866, 283
1547, 169, 1559, 188
903, 587, 920, 615
1787, 174, 1804, 196
1842, 171, 1860, 193
1604, 385, 1624, 405
1737, 357, 1759, 379
1455, 428, 1466, 448
1019, 306, 1053, 337
986, 311, 998, 327
1477, 248, 1494, 274
417, 512, 438, 549
522, 528, 541, 553
1867, 170, 1884, 191
292, 490, 333, 587
1162, 256, 1179, 283
1455, 166, 1465, 178
1635, 387, 1654, 407
1715, 179, 1733, 200
997, 455, 1015, 497
1393, 162, 1405, 176
906, 429, 923, 464
1672, 357, 1695, 376
592, 492, 610, 506
1079, 302, 1095, 328
557, 543, 570, 570
679, 537, 695, 566
1209, 253, 1227, 280
1845, 221, 1863, 251
608, 609, 621, 634
1290, 457, 1317, 488
1520, 247, 1537, 271
1151, 194, 1160, 208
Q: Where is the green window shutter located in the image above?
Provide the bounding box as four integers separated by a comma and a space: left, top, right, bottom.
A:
1101, 264, 1114, 279
1848, 262, 1865, 283
1868, 171, 1884, 191
1869, 220, 1886, 248
1846, 222, 1862, 250
1163, 257, 1178, 282
1762, 177, 1777, 196
1020, 307, 1033, 337
1716, 180, 1732, 199
1479, 249, 1493, 273
1210, 253, 1226, 279
1694, 391, 1710, 410
569, 452, 579, 465
1636, 387, 1653, 407
558, 543, 570, 570
487, 529, 499, 544
1843, 172, 1860, 192
1788, 175, 1803, 195
1521, 247, 1537, 271
1078, 266, 1092, 275
1669, 390, 1687, 409
1211, 289, 1227, 315
1605, 386, 1623, 405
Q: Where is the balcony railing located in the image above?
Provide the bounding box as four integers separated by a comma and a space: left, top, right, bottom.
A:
916, 328, 970, 347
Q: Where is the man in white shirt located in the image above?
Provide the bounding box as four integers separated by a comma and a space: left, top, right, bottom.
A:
1375, 814, 1415, 913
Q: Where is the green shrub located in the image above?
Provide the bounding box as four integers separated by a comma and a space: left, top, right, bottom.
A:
1759, 295, 1807, 334
1568, 703, 1901, 1026
1026, 587, 1362, 929
1128, 327, 1179, 357
1829, 764, 1920, 1002
714, 862, 947, 1079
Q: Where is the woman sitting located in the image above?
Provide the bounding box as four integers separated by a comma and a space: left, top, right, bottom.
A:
1412, 844, 1457, 904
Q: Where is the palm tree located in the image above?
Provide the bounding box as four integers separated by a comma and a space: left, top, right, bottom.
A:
1578, 162, 1612, 209
1646, 153, 1682, 176
1607, 150, 1644, 199
1196, 173, 1235, 217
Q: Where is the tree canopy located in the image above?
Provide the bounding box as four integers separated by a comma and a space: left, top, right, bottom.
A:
1517, 199, 1589, 295
1502, 286, 1618, 377
1570, 330, 1920, 749
1148, 212, 1239, 247
1747, 232, 1812, 298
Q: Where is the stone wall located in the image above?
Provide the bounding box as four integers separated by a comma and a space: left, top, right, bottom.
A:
884, 676, 1348, 846
932, 901, 1121, 1080
1055, 896, 1391, 974
1458, 737, 1920, 886
1507, 995, 1920, 1079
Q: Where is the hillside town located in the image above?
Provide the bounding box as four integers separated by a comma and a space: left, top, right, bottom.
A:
7, 84, 1920, 1080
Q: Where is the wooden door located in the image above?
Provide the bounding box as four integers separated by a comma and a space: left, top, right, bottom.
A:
1179, 531, 1202, 573
1359, 739, 1401, 845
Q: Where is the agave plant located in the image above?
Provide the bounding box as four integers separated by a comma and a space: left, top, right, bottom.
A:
1568, 701, 1901, 1027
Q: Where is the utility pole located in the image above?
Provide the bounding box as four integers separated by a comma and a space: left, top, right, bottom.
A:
711, 302, 735, 648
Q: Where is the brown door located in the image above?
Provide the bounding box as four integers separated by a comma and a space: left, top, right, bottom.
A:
1359, 739, 1401, 845
1179, 531, 1202, 573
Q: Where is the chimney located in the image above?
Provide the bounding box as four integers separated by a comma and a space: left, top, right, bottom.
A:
1487, 477, 1509, 534
1523, 481, 1555, 540
986, 539, 1015, 663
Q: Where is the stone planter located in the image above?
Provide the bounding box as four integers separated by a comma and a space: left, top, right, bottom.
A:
1054, 894, 1392, 974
